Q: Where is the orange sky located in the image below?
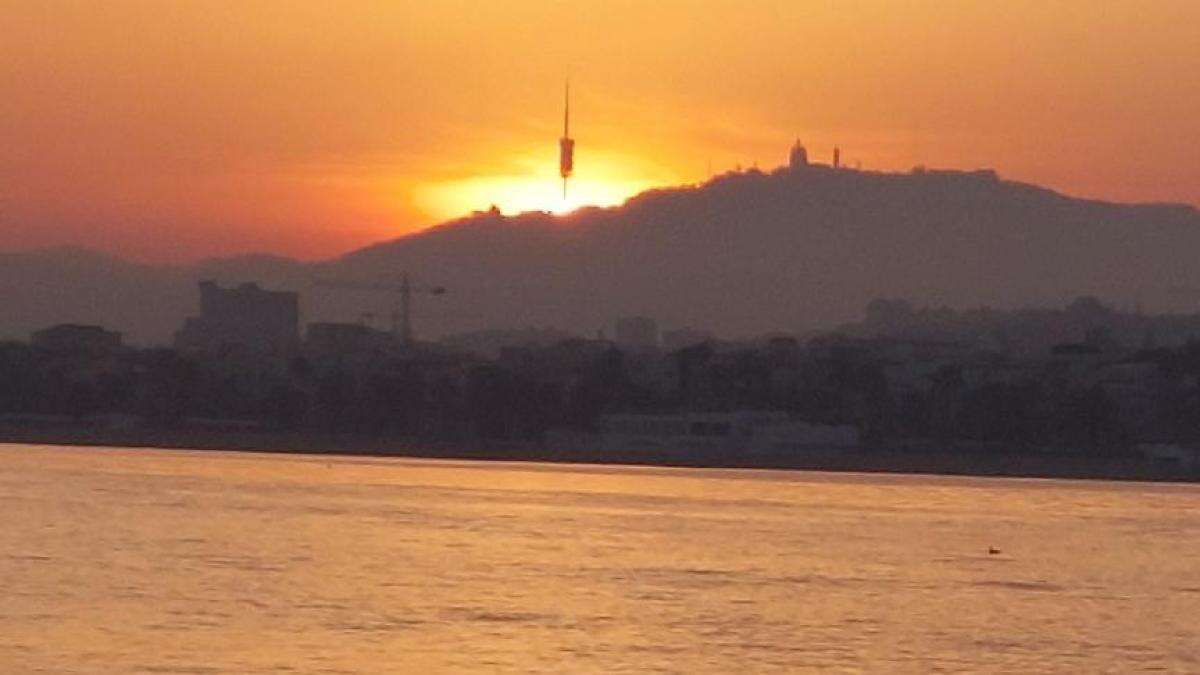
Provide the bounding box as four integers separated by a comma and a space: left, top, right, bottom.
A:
2, 1, 1197, 262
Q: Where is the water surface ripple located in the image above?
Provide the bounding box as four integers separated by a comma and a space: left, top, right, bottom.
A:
1, 444, 1197, 673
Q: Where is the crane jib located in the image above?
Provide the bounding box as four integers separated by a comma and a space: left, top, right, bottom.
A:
313, 276, 446, 346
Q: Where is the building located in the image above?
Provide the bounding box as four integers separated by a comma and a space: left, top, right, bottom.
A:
596, 411, 860, 456
662, 328, 712, 352
789, 140, 808, 169
615, 316, 658, 351
305, 322, 392, 360
765, 335, 799, 364
31, 324, 122, 357
175, 281, 299, 361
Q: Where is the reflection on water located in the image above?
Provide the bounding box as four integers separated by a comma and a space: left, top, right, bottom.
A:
1, 444, 1198, 673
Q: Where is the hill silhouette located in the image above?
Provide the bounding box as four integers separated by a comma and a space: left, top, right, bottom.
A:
3, 164, 1198, 345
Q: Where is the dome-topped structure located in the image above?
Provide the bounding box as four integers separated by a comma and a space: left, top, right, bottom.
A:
789, 140, 809, 169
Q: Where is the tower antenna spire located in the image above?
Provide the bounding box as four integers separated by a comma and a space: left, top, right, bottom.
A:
559, 80, 575, 200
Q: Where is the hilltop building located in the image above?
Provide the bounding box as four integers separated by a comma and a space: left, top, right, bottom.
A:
789, 140, 808, 169
175, 281, 299, 361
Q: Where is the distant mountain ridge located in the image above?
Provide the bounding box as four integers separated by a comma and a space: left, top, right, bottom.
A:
3, 164, 1198, 345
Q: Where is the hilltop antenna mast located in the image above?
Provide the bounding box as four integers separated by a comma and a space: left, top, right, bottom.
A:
559, 81, 575, 199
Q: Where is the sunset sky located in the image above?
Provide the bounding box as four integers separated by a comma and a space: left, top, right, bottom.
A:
2, 1, 1197, 262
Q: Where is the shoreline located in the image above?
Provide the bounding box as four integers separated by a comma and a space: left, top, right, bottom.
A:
2, 426, 1197, 484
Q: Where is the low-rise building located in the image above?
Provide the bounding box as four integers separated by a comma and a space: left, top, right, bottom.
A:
305, 322, 393, 360
31, 324, 122, 357
615, 316, 658, 351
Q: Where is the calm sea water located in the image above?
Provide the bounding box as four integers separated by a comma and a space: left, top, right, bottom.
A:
1, 444, 1198, 674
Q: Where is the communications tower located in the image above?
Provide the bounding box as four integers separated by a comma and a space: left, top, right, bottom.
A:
559, 82, 575, 199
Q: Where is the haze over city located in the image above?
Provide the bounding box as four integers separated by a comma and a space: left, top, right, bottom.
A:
3, 1, 1198, 261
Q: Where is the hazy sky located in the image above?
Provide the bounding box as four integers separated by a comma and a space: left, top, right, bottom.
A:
2, 1, 1197, 261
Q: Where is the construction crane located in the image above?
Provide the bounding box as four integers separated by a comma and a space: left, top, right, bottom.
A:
315, 274, 446, 347
559, 80, 574, 199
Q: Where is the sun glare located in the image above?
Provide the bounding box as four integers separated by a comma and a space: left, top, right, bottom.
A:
414, 152, 667, 222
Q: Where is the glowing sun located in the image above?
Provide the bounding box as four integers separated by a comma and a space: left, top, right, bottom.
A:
414, 151, 670, 220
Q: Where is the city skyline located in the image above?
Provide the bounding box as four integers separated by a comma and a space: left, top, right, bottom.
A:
2, 1, 1198, 261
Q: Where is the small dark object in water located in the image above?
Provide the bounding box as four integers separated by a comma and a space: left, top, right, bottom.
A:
988, 547, 1001, 555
